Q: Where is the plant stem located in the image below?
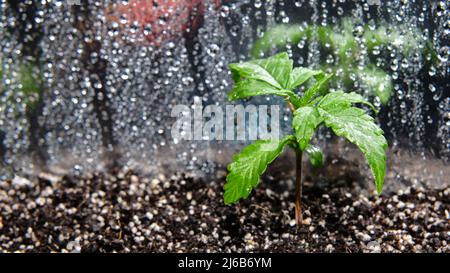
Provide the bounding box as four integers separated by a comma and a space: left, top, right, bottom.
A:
287, 100, 303, 226
295, 149, 303, 226
287, 101, 296, 112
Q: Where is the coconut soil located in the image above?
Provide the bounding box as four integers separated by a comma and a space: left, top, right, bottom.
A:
0, 168, 448, 253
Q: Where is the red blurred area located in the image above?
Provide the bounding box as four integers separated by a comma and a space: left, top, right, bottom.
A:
109, 0, 221, 45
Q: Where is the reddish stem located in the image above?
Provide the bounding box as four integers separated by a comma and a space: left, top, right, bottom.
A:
295, 149, 303, 226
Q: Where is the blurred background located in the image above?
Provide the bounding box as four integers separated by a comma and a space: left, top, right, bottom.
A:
0, 0, 448, 189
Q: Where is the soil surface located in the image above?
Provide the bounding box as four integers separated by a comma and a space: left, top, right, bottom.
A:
0, 169, 448, 253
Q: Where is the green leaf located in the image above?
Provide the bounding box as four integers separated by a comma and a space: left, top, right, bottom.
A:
229, 62, 282, 88
318, 90, 377, 112
317, 104, 387, 193
307, 95, 324, 107
228, 79, 301, 106
299, 73, 333, 106
251, 52, 293, 89
292, 106, 322, 150
228, 53, 302, 106
228, 79, 284, 101
305, 144, 324, 167
289, 67, 324, 90
224, 135, 295, 204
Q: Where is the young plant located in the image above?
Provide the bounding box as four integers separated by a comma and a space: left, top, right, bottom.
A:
224, 52, 388, 226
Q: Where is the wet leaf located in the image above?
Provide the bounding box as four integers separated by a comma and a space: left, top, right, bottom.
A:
224, 135, 295, 204
317, 91, 377, 112
229, 62, 282, 89
299, 73, 333, 107
305, 144, 324, 167
228, 53, 302, 107
292, 106, 322, 150
289, 67, 324, 90
251, 52, 293, 89
228, 79, 301, 107
318, 92, 387, 193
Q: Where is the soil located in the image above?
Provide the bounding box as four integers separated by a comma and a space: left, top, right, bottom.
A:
0, 168, 448, 253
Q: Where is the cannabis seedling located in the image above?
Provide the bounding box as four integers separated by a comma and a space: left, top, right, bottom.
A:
224, 52, 387, 226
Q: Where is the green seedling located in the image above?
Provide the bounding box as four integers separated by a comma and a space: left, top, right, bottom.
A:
224, 52, 388, 226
